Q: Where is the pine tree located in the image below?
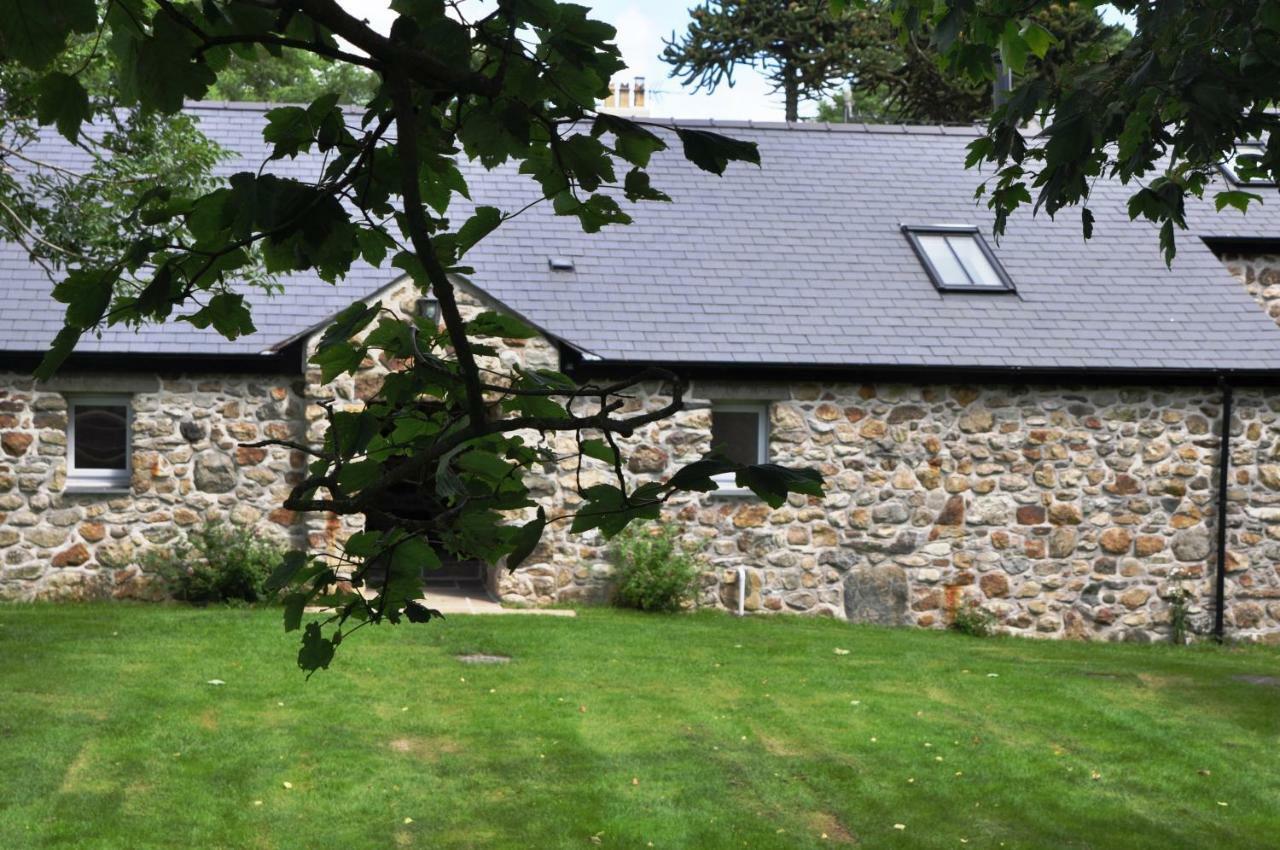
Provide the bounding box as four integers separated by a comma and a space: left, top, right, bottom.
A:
662, 0, 875, 122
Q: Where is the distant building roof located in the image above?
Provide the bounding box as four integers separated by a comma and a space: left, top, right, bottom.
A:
4, 101, 1280, 375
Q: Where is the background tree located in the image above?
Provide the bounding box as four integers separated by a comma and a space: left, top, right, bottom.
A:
881, 0, 1280, 261
0, 24, 225, 278
657, 0, 1124, 125
0, 0, 822, 672
208, 46, 378, 103
661, 0, 874, 122
815, 2, 1127, 124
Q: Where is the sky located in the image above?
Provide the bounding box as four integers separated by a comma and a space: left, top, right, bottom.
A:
340, 1, 1135, 122
341, 0, 796, 121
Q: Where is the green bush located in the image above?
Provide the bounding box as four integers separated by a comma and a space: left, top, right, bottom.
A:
144, 522, 286, 605
609, 523, 701, 613
949, 599, 997, 638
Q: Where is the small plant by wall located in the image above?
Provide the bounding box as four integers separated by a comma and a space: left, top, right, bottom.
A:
949, 599, 997, 638
1167, 573, 1194, 646
609, 523, 701, 613
144, 523, 287, 605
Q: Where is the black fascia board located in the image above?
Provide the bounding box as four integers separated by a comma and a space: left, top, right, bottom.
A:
0, 342, 304, 376
563, 356, 1280, 389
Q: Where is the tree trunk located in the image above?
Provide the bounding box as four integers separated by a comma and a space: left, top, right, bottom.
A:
783, 66, 799, 122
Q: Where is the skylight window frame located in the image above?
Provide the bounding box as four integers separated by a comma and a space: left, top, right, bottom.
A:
1220, 144, 1276, 188
901, 224, 1016, 294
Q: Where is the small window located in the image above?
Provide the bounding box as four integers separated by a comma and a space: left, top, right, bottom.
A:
67, 395, 132, 491
710, 404, 767, 494
1221, 144, 1275, 187
902, 225, 1015, 293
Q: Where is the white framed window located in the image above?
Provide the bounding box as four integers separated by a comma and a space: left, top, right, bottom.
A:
66, 394, 132, 492
709, 403, 768, 495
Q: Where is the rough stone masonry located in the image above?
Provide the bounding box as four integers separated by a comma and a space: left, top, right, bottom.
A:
2, 273, 1280, 643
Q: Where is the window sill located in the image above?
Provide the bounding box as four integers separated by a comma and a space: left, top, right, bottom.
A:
64, 480, 132, 495
706, 486, 756, 499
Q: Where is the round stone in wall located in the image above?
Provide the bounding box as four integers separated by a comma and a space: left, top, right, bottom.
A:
180, 420, 206, 442
193, 451, 237, 493
843, 565, 909, 626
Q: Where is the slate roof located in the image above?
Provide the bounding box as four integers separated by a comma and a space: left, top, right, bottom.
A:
4, 101, 1280, 373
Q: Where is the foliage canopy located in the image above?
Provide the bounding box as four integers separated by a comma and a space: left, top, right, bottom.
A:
4, 0, 1278, 670
0, 0, 822, 671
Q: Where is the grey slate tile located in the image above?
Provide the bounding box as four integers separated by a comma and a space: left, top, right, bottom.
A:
3, 102, 1280, 372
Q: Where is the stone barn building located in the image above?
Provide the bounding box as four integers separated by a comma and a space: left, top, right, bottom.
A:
3, 103, 1280, 643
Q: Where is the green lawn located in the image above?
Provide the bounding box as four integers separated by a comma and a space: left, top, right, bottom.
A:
1, 606, 1278, 850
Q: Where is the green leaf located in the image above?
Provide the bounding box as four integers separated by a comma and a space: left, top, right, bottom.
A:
35, 326, 82, 380
297, 622, 335, 673
580, 438, 617, 466
310, 341, 366, 382
356, 227, 394, 267
1020, 22, 1055, 59
466, 311, 538, 339
668, 455, 738, 492
343, 531, 385, 559
263, 105, 315, 159
592, 114, 667, 167
393, 535, 441, 572
1158, 219, 1177, 267
336, 458, 383, 493
1214, 190, 1262, 214
266, 550, 310, 592
570, 483, 662, 537
456, 206, 503, 257
182, 293, 256, 340
623, 168, 671, 202
506, 507, 546, 571
35, 72, 88, 142
456, 450, 515, 482
735, 464, 824, 508
133, 11, 216, 112
998, 21, 1029, 75
0, 0, 95, 69
52, 268, 114, 330
318, 301, 380, 349
675, 128, 760, 175
404, 600, 444, 623
282, 593, 308, 632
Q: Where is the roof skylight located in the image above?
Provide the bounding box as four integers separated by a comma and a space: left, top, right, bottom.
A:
902, 225, 1014, 293
1221, 145, 1275, 187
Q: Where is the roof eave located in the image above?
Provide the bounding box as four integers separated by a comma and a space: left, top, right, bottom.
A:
564, 357, 1280, 388
0, 344, 304, 376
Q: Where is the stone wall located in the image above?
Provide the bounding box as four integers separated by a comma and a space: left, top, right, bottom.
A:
6, 264, 1280, 643
0, 274, 559, 602
1222, 252, 1280, 324
512, 380, 1280, 643
298, 276, 562, 559
0, 372, 308, 600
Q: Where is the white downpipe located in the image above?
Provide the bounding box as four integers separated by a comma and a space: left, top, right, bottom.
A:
736, 566, 746, 617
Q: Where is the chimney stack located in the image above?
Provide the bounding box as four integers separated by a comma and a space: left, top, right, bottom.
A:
598, 76, 651, 116
992, 58, 1013, 108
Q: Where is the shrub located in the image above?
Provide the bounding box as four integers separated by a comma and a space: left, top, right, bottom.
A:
1168, 577, 1193, 646
950, 600, 997, 637
609, 523, 701, 613
145, 522, 286, 605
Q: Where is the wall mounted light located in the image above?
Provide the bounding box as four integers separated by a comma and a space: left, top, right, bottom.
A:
416, 297, 440, 323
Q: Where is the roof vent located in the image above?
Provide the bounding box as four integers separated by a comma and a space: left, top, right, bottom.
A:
548, 256, 575, 272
